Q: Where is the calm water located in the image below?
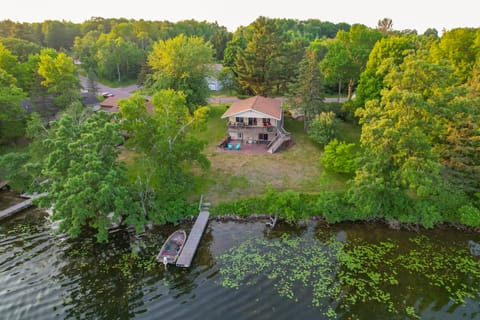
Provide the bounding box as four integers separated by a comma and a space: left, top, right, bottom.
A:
1, 191, 480, 320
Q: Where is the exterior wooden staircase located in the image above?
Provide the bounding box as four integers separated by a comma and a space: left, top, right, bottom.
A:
267, 126, 291, 154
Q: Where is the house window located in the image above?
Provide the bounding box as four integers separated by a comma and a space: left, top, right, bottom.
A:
248, 117, 257, 126
236, 117, 244, 123
262, 118, 271, 126
259, 133, 268, 141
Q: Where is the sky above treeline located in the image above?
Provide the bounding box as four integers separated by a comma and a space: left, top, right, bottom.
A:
2, 0, 478, 33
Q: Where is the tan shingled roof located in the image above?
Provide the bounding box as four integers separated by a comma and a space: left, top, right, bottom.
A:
99, 97, 153, 113
221, 96, 282, 120
99, 97, 121, 112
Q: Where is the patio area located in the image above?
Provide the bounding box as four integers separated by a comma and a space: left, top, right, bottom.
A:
217, 141, 269, 154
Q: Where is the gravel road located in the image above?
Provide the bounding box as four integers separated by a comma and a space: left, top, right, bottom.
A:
79, 76, 139, 98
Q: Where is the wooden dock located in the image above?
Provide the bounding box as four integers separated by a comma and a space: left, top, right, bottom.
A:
0, 193, 47, 220
176, 199, 210, 268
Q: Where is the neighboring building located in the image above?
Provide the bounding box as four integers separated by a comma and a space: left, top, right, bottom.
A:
207, 64, 223, 91
99, 97, 153, 114
99, 97, 122, 113
221, 96, 291, 153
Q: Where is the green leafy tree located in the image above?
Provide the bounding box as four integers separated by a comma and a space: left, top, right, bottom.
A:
223, 28, 247, 68
350, 54, 475, 223
430, 28, 478, 83
321, 24, 382, 100
42, 20, 80, 50
0, 37, 41, 62
96, 35, 145, 82
0, 81, 26, 143
308, 111, 338, 147
321, 139, 356, 173
37, 49, 80, 108
0, 67, 26, 143
263, 187, 305, 224
37, 108, 144, 242
119, 90, 210, 223
355, 35, 417, 108
73, 30, 100, 73
0, 151, 37, 192
147, 34, 214, 109
0, 41, 19, 77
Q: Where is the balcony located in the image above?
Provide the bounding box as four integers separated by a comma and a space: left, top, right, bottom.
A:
227, 121, 273, 129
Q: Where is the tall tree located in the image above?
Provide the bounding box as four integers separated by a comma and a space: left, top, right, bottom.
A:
0, 43, 27, 142
37, 107, 144, 242
321, 24, 383, 100
147, 34, 214, 109
234, 16, 285, 96
290, 48, 325, 131
355, 34, 417, 108
119, 90, 210, 223
0, 69, 26, 143
350, 54, 476, 225
430, 28, 478, 83
377, 18, 393, 35
96, 35, 145, 82
37, 49, 80, 108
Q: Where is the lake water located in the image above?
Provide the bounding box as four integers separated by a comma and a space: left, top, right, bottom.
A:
1, 192, 479, 319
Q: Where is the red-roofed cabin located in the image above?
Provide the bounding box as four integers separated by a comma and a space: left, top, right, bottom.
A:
221, 96, 286, 145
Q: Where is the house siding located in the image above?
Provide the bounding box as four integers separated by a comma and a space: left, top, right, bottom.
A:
226, 116, 279, 143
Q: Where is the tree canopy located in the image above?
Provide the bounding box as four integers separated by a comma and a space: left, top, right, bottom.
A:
350, 53, 480, 226
147, 35, 214, 109
321, 24, 383, 100
37, 107, 144, 242
119, 90, 210, 223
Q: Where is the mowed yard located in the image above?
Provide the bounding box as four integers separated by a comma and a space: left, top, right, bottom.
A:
191, 104, 360, 204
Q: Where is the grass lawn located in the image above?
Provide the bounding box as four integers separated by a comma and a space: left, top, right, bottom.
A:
98, 77, 138, 88
191, 104, 360, 204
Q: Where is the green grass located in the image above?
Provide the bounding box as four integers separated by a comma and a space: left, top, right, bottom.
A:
98, 77, 138, 88
191, 105, 361, 204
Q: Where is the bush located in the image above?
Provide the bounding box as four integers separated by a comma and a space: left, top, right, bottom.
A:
459, 205, 480, 227
308, 112, 338, 147
314, 191, 355, 223
211, 197, 265, 216
321, 139, 356, 173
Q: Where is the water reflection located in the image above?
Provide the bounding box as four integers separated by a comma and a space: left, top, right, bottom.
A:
1, 190, 479, 319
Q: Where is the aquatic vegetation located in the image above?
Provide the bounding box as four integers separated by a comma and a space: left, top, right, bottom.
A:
218, 233, 480, 318
398, 235, 480, 303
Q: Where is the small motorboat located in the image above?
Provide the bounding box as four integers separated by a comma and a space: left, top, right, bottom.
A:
156, 229, 187, 267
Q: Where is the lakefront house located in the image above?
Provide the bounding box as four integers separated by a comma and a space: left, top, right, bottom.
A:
220, 96, 291, 153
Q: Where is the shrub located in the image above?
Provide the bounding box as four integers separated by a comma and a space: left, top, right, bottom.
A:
314, 191, 355, 223
308, 111, 338, 147
321, 139, 356, 173
459, 205, 480, 227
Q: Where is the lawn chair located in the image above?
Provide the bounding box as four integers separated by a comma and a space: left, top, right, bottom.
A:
235, 143, 241, 150
227, 143, 232, 150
